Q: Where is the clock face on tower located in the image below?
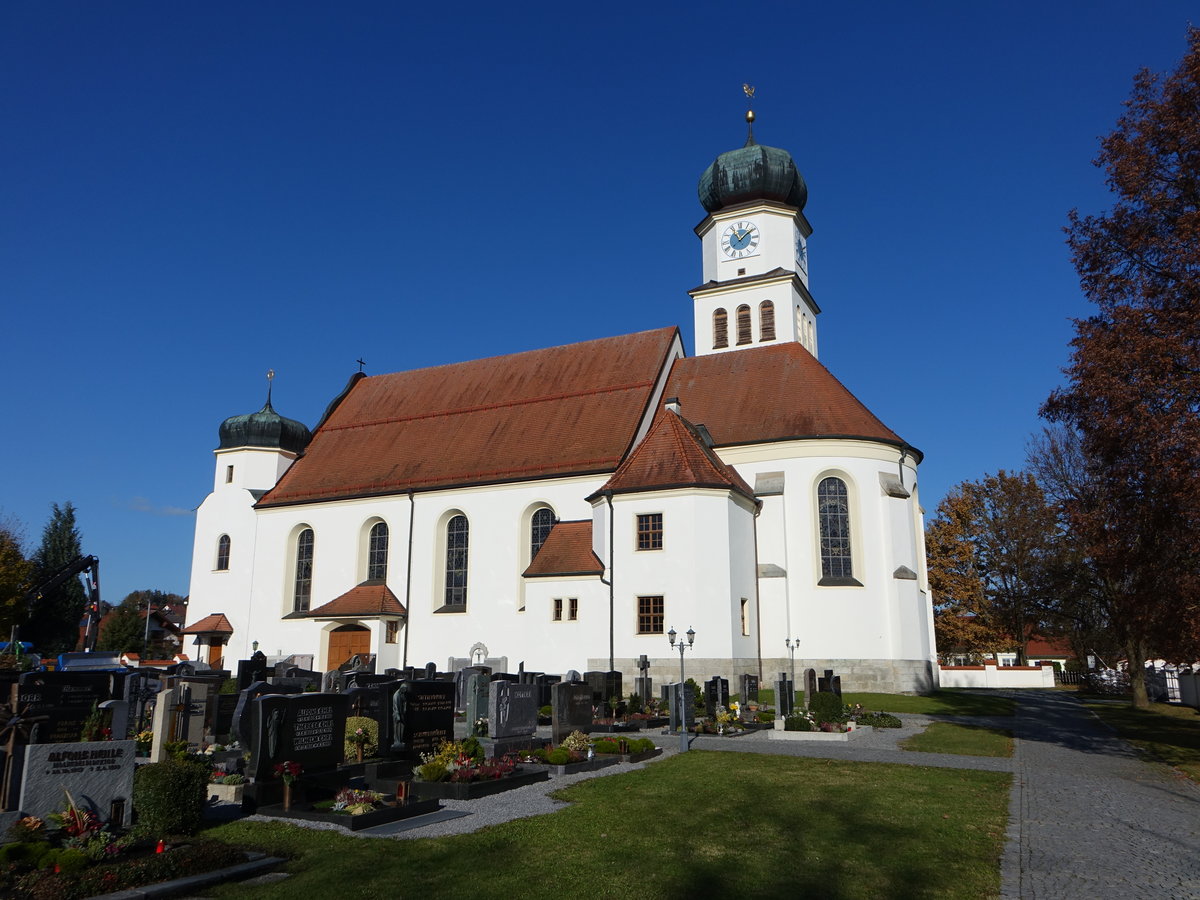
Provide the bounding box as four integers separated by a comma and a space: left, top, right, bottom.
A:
794, 231, 808, 274
721, 221, 760, 259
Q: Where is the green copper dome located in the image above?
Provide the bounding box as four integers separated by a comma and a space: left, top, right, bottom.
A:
218, 398, 312, 454
698, 138, 807, 214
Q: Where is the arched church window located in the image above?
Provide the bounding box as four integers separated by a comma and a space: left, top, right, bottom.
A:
713, 308, 728, 349
293, 528, 314, 612
215, 534, 230, 571
367, 521, 389, 580
530, 507, 554, 561
445, 515, 469, 608
818, 477, 854, 583
759, 301, 776, 341
736, 305, 752, 345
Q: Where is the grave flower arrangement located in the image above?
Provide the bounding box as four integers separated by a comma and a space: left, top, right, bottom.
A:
330, 787, 387, 815
274, 760, 302, 785
414, 738, 518, 783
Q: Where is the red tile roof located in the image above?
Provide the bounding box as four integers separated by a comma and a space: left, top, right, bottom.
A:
666, 343, 915, 454
259, 328, 681, 506
308, 581, 407, 618
523, 521, 604, 577
593, 409, 757, 502
182, 613, 234, 635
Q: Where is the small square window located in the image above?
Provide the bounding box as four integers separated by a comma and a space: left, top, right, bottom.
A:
568, 597, 578, 621
637, 595, 664, 634
552, 598, 563, 621
636, 513, 663, 551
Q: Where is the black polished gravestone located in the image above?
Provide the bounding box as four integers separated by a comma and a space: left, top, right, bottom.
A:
775, 674, 795, 717
17, 672, 115, 745
739, 673, 759, 704
391, 680, 455, 760
817, 669, 843, 698
236, 653, 269, 691
248, 692, 350, 781
665, 682, 696, 733
551, 681, 593, 744
583, 671, 606, 705
704, 676, 730, 717
465, 672, 490, 737
232, 682, 283, 752
454, 666, 489, 710
488, 682, 537, 741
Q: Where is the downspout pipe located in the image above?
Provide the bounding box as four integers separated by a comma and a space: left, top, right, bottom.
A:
401, 490, 415, 671
598, 491, 615, 673
752, 502, 764, 685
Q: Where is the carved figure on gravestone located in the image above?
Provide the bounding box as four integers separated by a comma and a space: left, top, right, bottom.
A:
391, 682, 410, 750
322, 670, 343, 694
469, 643, 488, 666
266, 708, 283, 759
496, 690, 511, 733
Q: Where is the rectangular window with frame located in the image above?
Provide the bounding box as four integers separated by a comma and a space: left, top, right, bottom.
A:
741, 598, 750, 635
552, 598, 563, 621
637, 595, 664, 634
385, 620, 398, 644
636, 513, 663, 551
568, 597, 578, 621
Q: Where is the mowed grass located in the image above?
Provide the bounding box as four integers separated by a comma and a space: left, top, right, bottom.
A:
900, 722, 1014, 758
1086, 701, 1200, 782
841, 690, 1015, 717
205, 752, 1010, 900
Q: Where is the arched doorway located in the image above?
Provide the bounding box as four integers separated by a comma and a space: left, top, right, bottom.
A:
327, 624, 370, 668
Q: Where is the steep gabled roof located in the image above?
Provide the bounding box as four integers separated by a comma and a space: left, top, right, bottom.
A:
592, 408, 757, 502
523, 521, 604, 577
666, 342, 917, 456
259, 328, 680, 507
308, 581, 407, 618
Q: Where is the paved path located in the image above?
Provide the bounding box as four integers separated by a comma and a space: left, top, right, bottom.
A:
999, 690, 1200, 899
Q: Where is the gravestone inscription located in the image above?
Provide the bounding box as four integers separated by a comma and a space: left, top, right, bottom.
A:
248, 692, 350, 780
393, 680, 455, 759
18, 741, 136, 825
488, 681, 537, 740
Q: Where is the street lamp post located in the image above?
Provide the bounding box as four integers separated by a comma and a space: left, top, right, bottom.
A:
785, 637, 799, 712
668, 626, 695, 753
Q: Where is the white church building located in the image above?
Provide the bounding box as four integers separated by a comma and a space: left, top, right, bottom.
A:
183, 114, 938, 693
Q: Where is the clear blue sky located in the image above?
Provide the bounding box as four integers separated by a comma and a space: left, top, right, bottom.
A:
1, 3, 1192, 606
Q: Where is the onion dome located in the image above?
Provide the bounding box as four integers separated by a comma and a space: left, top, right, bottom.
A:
218, 381, 312, 454
698, 110, 807, 213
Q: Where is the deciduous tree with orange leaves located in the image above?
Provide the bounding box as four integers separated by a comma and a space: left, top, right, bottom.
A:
1043, 29, 1200, 707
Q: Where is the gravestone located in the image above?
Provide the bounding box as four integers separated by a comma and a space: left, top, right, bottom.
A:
322, 669, 345, 694
583, 671, 606, 705
424, 662, 438, 680
635, 655, 652, 708
704, 676, 730, 717
535, 674, 560, 708
214, 694, 239, 740
818, 668, 843, 698
232, 681, 283, 751
99, 699, 130, 741
803, 669, 817, 707
487, 681, 537, 756
248, 692, 350, 781
605, 671, 623, 706
775, 674, 794, 717
564, 669, 581, 683
666, 682, 696, 733
392, 680, 455, 760
236, 654, 269, 691
454, 666, 489, 710
465, 672, 490, 736
739, 673, 759, 704
18, 741, 136, 826
149, 682, 210, 760
551, 681, 592, 744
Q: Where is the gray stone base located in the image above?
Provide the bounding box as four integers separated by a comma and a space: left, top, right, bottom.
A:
588, 657, 936, 695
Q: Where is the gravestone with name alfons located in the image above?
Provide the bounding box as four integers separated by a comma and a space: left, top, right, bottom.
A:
393, 679, 455, 759
248, 692, 350, 780
18, 741, 136, 826
551, 681, 592, 744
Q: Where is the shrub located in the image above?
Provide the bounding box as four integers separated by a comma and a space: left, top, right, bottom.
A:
856, 712, 902, 729
539, 705, 552, 718
460, 736, 485, 763
593, 738, 619, 754
415, 761, 448, 783
685, 678, 705, 711
756, 711, 775, 724
218, 773, 247, 785
132, 759, 209, 836
626, 693, 643, 714
344, 716, 379, 760
629, 738, 655, 753
807, 691, 844, 724
561, 730, 591, 752
546, 748, 570, 765
784, 712, 816, 732
218, 678, 239, 694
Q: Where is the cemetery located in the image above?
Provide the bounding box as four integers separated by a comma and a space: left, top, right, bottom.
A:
0, 650, 898, 897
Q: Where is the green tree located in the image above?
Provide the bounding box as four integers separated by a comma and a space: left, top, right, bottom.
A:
0, 520, 32, 638
96, 593, 146, 654
27, 502, 87, 656
1042, 29, 1200, 706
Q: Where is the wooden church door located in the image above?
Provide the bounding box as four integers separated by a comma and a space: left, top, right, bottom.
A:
328, 624, 370, 668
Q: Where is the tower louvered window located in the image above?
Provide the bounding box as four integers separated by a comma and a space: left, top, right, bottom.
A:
759, 301, 776, 341
736, 305, 752, 345
713, 308, 729, 349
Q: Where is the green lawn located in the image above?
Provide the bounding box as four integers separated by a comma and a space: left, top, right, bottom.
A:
1086, 701, 1200, 782
205, 752, 1010, 900
841, 691, 1015, 717
900, 722, 1014, 758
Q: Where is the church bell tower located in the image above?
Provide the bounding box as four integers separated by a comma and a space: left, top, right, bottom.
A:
690, 89, 819, 357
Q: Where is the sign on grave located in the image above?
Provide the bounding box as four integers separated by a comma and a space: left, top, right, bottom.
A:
393, 680, 455, 760
248, 692, 350, 780
488, 682, 537, 740
551, 681, 592, 744
18, 741, 136, 826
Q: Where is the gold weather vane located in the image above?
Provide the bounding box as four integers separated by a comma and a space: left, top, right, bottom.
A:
743, 84, 756, 143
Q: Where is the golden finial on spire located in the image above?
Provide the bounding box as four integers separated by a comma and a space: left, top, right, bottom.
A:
743, 84, 756, 144
266, 368, 275, 405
